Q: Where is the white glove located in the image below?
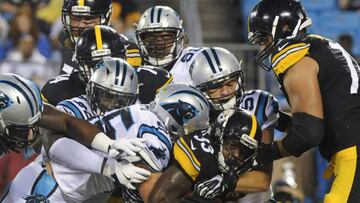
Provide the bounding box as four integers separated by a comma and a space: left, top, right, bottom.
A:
91, 133, 147, 158
102, 158, 151, 190
194, 175, 227, 199
110, 138, 147, 156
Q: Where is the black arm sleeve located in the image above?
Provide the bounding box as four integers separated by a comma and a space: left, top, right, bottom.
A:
282, 112, 324, 157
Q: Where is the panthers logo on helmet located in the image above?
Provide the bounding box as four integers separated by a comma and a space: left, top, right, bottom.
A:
0, 91, 13, 111
24, 194, 49, 203
161, 100, 199, 125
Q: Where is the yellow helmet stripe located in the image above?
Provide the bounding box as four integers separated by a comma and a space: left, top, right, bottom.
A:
249, 114, 258, 139
95, 26, 103, 50
79, 0, 84, 6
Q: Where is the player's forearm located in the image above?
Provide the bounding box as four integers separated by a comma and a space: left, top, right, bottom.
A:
236, 170, 271, 193
48, 137, 106, 174
39, 104, 100, 145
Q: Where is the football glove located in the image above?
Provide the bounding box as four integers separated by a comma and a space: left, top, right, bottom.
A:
193, 174, 237, 199
102, 158, 151, 190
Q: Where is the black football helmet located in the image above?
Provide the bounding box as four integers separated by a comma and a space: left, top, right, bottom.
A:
211, 109, 262, 176
248, 0, 312, 71
75, 25, 127, 83
62, 0, 112, 43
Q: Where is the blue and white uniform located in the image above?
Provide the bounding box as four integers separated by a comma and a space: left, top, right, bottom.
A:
1, 104, 171, 203
238, 89, 279, 130
56, 95, 95, 120
170, 47, 207, 85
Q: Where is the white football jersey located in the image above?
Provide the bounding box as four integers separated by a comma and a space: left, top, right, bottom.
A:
238, 89, 279, 130
52, 104, 171, 202
1, 156, 69, 203
56, 95, 95, 120
4, 104, 171, 203
170, 46, 207, 85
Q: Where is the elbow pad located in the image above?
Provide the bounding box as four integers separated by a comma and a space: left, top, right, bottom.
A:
282, 112, 324, 157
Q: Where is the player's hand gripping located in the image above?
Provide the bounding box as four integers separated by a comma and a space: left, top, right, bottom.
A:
109, 138, 147, 157
193, 173, 237, 199
91, 132, 147, 157
102, 158, 151, 190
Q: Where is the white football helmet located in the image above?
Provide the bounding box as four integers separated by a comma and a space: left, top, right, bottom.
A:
0, 74, 43, 152
86, 58, 139, 115
136, 6, 184, 69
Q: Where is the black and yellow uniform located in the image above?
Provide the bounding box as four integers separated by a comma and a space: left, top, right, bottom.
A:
58, 31, 143, 75
173, 132, 219, 182
42, 66, 172, 106
41, 72, 85, 106
136, 66, 173, 104
270, 34, 360, 202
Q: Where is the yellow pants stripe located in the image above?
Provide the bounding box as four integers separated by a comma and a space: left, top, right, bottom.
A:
324, 146, 357, 203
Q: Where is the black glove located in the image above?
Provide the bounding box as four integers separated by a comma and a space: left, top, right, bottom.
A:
193, 173, 238, 199
256, 142, 282, 166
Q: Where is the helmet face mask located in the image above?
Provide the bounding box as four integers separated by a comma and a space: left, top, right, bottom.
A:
139, 31, 179, 60
190, 47, 245, 110
1, 124, 39, 152
200, 73, 244, 111
87, 83, 138, 115
136, 6, 184, 68
212, 109, 261, 176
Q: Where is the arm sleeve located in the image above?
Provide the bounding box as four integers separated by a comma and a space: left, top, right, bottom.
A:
48, 137, 106, 174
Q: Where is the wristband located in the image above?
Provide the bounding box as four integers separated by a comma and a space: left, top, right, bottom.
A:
91, 132, 113, 153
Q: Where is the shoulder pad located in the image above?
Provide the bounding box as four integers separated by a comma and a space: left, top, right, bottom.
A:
270, 36, 310, 77
125, 41, 142, 68
173, 133, 217, 181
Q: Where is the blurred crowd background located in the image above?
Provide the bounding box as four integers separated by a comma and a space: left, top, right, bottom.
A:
1, 0, 360, 202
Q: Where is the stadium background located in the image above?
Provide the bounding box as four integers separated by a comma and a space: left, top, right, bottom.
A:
0, 0, 358, 202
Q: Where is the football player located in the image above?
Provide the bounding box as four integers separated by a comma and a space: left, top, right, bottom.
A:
136, 5, 207, 85
118, 83, 211, 203
248, 0, 360, 202
187, 47, 278, 201
148, 109, 263, 202
43, 25, 172, 106
1, 60, 165, 202
59, 0, 141, 74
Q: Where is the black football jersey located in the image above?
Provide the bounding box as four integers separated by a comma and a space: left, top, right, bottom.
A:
136, 66, 173, 104
58, 30, 143, 74
41, 72, 86, 106
173, 131, 219, 182
269, 34, 360, 160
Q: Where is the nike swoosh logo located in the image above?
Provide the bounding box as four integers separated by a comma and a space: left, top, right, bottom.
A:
190, 140, 197, 150
278, 42, 289, 51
